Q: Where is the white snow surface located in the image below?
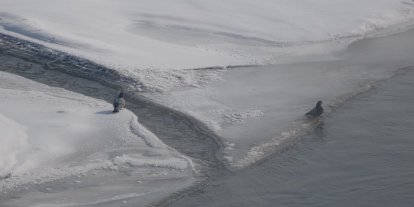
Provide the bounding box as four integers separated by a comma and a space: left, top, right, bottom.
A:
0, 113, 29, 177
0, 72, 195, 206
1, 0, 414, 72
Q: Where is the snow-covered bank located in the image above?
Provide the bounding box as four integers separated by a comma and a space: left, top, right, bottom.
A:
1, 0, 414, 72
0, 72, 195, 206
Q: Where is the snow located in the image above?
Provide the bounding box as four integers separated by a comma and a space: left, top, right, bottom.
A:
1, 0, 414, 72
1, 0, 414, 171
1, 1, 414, 205
0, 72, 195, 206
0, 114, 29, 178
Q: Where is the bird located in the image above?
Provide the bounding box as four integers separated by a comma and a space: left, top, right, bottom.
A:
305, 100, 324, 119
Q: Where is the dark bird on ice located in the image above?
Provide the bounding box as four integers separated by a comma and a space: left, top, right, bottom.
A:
305, 100, 324, 119
113, 91, 126, 113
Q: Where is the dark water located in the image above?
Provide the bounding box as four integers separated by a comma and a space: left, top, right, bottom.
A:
168, 68, 414, 207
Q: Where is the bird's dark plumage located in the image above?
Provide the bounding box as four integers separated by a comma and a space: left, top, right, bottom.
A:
305, 100, 323, 118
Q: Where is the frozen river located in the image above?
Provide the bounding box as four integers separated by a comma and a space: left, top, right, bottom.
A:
1, 26, 414, 206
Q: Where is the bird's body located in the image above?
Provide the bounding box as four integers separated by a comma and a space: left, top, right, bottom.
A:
113, 92, 126, 113
305, 100, 324, 118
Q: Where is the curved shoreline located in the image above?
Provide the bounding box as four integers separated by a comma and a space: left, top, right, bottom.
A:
0, 34, 231, 206
0, 33, 225, 167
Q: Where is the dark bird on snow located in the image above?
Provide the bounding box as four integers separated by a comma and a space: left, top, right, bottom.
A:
305, 100, 324, 119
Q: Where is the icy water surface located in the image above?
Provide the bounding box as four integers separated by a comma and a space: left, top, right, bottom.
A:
168, 68, 414, 207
